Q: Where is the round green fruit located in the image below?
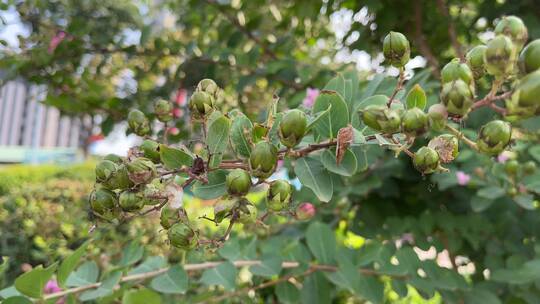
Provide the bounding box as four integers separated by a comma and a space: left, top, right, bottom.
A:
141, 140, 161, 163
279, 109, 308, 148
160, 208, 182, 229
383, 31, 410, 67
519, 39, 540, 74
484, 35, 515, 76
504, 160, 519, 175
523, 161, 537, 175
103, 164, 133, 190
127, 109, 150, 136
168, 223, 198, 250
95, 160, 118, 183
360, 105, 401, 134
90, 188, 117, 215
413, 147, 440, 174
226, 169, 252, 196
440, 80, 474, 116
126, 157, 156, 184
119, 190, 145, 212
154, 99, 173, 122
494, 15, 528, 51
477, 120, 512, 156
427, 104, 448, 131
441, 58, 474, 85
103, 154, 124, 164
196, 78, 219, 97
401, 108, 428, 137
249, 141, 278, 179
267, 180, 292, 211
466, 45, 487, 79
189, 91, 214, 118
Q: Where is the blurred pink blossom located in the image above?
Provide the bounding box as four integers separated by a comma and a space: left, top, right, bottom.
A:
172, 108, 183, 118
497, 152, 510, 163
296, 202, 316, 220
48, 31, 67, 54
276, 159, 284, 170
44, 279, 64, 304
167, 127, 180, 135
456, 171, 471, 186
175, 89, 187, 106
302, 88, 320, 108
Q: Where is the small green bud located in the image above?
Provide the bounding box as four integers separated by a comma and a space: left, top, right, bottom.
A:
360, 105, 401, 134
279, 109, 308, 148
127, 109, 150, 136
383, 31, 410, 67
428, 134, 458, 163
267, 180, 292, 212
440, 80, 474, 116
441, 58, 474, 85
103, 154, 124, 164
507, 187, 518, 197
154, 99, 173, 122
249, 141, 278, 179
237, 203, 258, 224
213, 196, 236, 223
90, 188, 117, 215
103, 164, 133, 190
519, 39, 540, 74
484, 35, 515, 76
494, 16, 528, 51
141, 139, 161, 163
160, 207, 182, 229
401, 108, 428, 137
95, 160, 118, 183
466, 45, 488, 79
523, 161, 537, 175
143, 181, 163, 205
504, 159, 519, 175
513, 70, 540, 108
427, 104, 448, 131
119, 190, 145, 212
413, 147, 440, 174
126, 157, 156, 184
196, 78, 219, 98
477, 120, 512, 156
168, 222, 198, 250
189, 91, 215, 118
226, 169, 252, 196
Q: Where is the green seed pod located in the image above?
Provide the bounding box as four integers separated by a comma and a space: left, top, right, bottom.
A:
189, 91, 215, 118
103, 154, 124, 164
154, 99, 173, 122
160, 207, 182, 229
441, 58, 474, 85
413, 147, 440, 174
196, 78, 219, 98
401, 108, 428, 136
237, 204, 258, 224
477, 120, 512, 156
168, 222, 198, 250
466, 45, 488, 79
279, 109, 308, 148
494, 16, 528, 51
141, 140, 161, 163
103, 164, 133, 190
507, 187, 518, 197
249, 141, 278, 179
512, 70, 540, 108
126, 157, 156, 184
427, 104, 448, 131
383, 31, 410, 67
90, 187, 117, 215
213, 196, 236, 223
519, 39, 540, 74
95, 160, 118, 183
127, 109, 150, 136
504, 159, 519, 175
440, 80, 474, 116
360, 105, 401, 134
523, 161, 537, 175
428, 134, 458, 163
484, 35, 515, 76
143, 181, 163, 205
119, 190, 145, 212
226, 169, 252, 196
267, 180, 293, 211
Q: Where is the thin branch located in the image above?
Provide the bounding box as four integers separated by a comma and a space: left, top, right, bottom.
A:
445, 125, 478, 151
412, 0, 440, 77
436, 0, 464, 60
387, 68, 406, 108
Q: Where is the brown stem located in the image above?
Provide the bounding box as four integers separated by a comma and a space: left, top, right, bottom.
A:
436, 0, 464, 60
387, 69, 406, 108
445, 125, 478, 151
413, 0, 440, 77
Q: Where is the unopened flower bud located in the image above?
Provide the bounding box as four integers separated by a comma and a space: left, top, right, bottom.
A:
484, 35, 515, 76
441, 58, 474, 86
296, 202, 316, 220
360, 105, 401, 134
494, 16, 528, 51
428, 104, 448, 131
103, 154, 124, 165
413, 147, 440, 174
466, 45, 488, 79
279, 109, 308, 148
383, 31, 410, 67
127, 109, 150, 136
126, 157, 156, 184
95, 160, 118, 183
267, 180, 292, 211
90, 188, 117, 215
188, 91, 215, 118
226, 169, 252, 196
103, 164, 133, 190
477, 120, 512, 156
504, 159, 519, 175
168, 222, 198, 250
518, 39, 540, 74
160, 207, 182, 229
154, 99, 173, 122
196, 78, 219, 98
523, 161, 537, 175
249, 141, 278, 179
440, 80, 474, 116
141, 139, 161, 163
119, 190, 145, 212
401, 108, 428, 137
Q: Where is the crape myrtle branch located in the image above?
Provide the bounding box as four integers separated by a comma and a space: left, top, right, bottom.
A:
42, 260, 409, 301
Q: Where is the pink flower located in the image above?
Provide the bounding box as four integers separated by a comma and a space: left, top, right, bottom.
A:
175, 89, 187, 106
48, 31, 67, 54
497, 152, 510, 163
172, 108, 183, 118
276, 160, 284, 170
456, 171, 471, 186
167, 127, 180, 135
296, 202, 316, 220
44, 279, 64, 304
302, 88, 320, 108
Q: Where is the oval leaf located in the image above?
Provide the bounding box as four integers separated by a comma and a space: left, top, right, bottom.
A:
249, 256, 283, 278
294, 157, 333, 202
191, 170, 227, 199
312, 91, 349, 140
150, 265, 188, 294
405, 84, 427, 110
306, 222, 336, 265
57, 239, 91, 288
206, 111, 232, 168
200, 261, 237, 291
159, 145, 193, 170
230, 112, 253, 158
15, 263, 57, 298
321, 149, 357, 176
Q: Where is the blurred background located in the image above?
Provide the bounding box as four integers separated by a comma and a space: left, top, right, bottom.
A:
0, 0, 539, 300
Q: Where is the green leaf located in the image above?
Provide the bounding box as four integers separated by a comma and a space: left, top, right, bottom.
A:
0, 286, 21, 300
150, 265, 188, 294
359, 74, 385, 101
529, 146, 540, 162
120, 242, 144, 267
122, 288, 161, 304
325, 262, 383, 304
464, 289, 501, 304
306, 222, 336, 264
249, 256, 283, 277
307, 104, 331, 132
159, 145, 193, 170
66, 261, 99, 287
229, 112, 253, 158
324, 74, 352, 110
191, 170, 227, 199
470, 195, 495, 212
491, 259, 540, 284
405, 84, 427, 110
58, 239, 91, 288
300, 271, 331, 304
320, 149, 357, 176
391, 280, 408, 298
14, 262, 57, 298
294, 157, 333, 202
355, 274, 384, 304
200, 261, 237, 291
276, 282, 300, 304
477, 186, 505, 200
128, 256, 166, 275
79, 270, 122, 301
312, 91, 349, 139
2, 296, 32, 304
351, 94, 387, 127
514, 194, 535, 210
206, 111, 232, 168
